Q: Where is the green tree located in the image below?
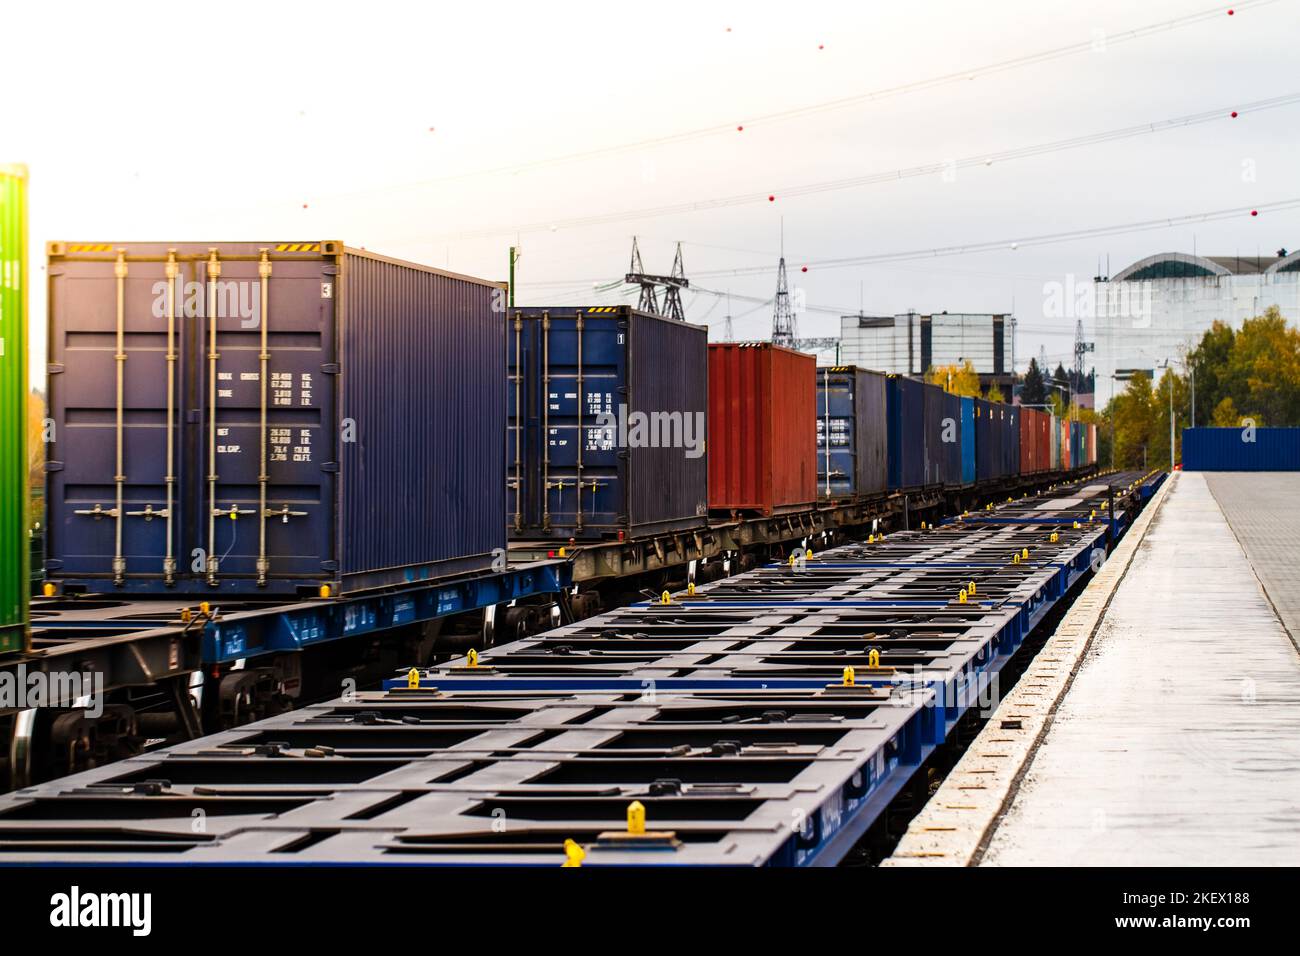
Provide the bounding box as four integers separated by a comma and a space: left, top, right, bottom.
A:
1188, 320, 1234, 427
1210, 396, 1251, 427
1021, 358, 1047, 407
1112, 373, 1154, 468
1150, 368, 1189, 467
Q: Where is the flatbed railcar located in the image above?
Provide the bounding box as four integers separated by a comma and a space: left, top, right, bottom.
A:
0, 471, 1158, 865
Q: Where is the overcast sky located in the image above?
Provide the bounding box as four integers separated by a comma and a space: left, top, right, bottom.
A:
5, 0, 1298, 381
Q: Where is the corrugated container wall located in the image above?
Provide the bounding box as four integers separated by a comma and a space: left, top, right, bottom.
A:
709, 343, 816, 513
886, 375, 926, 490
1049, 414, 1061, 471
0, 167, 27, 653
1182, 427, 1300, 470
45, 241, 506, 595
815, 366, 887, 499
1059, 418, 1071, 472
922, 381, 944, 487
508, 306, 708, 540
940, 391, 963, 486
959, 397, 976, 485
1005, 405, 1020, 477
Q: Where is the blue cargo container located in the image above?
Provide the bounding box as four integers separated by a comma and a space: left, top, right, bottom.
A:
1183, 427, 1300, 470
1070, 421, 1083, 470
960, 397, 976, 485
508, 306, 708, 540
1004, 405, 1020, 477
46, 241, 506, 595
941, 391, 963, 486
816, 366, 888, 499
886, 375, 926, 490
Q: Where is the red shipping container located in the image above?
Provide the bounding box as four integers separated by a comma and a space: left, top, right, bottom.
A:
1019, 407, 1050, 474
708, 343, 817, 514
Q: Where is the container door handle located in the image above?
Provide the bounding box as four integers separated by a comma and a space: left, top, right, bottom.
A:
112, 250, 128, 586
256, 250, 272, 587
205, 250, 222, 587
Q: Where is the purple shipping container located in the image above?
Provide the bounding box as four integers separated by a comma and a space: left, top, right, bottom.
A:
45, 241, 506, 595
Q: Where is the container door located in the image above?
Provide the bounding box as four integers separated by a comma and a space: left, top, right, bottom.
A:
531, 310, 626, 536
816, 369, 856, 497
194, 249, 336, 589
47, 247, 186, 589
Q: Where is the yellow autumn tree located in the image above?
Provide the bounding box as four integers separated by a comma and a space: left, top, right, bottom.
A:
925, 360, 981, 397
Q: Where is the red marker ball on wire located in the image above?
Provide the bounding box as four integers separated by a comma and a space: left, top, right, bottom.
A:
801, 266, 808, 273
768, 195, 775, 202
1231, 111, 1238, 118
1251, 210, 1258, 217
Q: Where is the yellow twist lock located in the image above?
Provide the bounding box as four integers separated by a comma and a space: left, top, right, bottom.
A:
1021, 547, 1029, 560
557, 547, 567, 558
958, 588, 968, 604
42, 583, 55, 598
806, 549, 814, 561
199, 602, 211, 616
920, 521, 927, 530
1012, 553, 1021, 565
867, 648, 881, 668
319, 584, 332, 599
466, 649, 479, 669
1073, 521, 1080, 529
968, 580, 976, 596
687, 582, 696, 596
842, 665, 856, 686
627, 801, 647, 835
661, 590, 672, 604
407, 667, 420, 689
562, 839, 585, 867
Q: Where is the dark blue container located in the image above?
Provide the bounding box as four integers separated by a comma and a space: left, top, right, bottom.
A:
45, 241, 506, 595
816, 366, 888, 499
886, 375, 926, 490
960, 396, 976, 485
941, 391, 963, 487
508, 306, 708, 540
1182, 427, 1300, 470
1004, 405, 1021, 477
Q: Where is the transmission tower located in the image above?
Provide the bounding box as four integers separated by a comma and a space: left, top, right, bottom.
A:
624, 237, 689, 321
626, 237, 659, 315
1072, 318, 1094, 396
662, 243, 687, 322
771, 256, 797, 346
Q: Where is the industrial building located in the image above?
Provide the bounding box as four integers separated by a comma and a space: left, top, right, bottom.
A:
1093, 250, 1300, 406
839, 311, 1016, 394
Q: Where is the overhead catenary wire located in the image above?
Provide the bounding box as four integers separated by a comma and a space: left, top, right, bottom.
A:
307, 0, 1286, 207
428, 91, 1300, 242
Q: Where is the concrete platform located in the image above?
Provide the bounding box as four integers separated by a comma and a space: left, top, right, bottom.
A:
980, 471, 1300, 865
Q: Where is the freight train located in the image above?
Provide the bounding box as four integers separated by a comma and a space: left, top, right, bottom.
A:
37, 287, 1096, 603
3, 247, 1098, 790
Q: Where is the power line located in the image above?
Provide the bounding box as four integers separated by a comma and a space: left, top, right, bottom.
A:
430, 91, 1300, 242
304, 0, 1286, 206
693, 198, 1300, 277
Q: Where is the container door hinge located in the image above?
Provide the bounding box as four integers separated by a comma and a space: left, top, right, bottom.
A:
47, 363, 65, 375
321, 363, 340, 375
320, 561, 339, 572
321, 462, 339, 473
